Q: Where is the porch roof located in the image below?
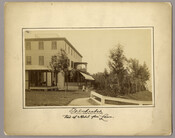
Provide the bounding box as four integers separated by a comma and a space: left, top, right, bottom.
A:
25, 65, 51, 71
80, 72, 95, 81
74, 62, 87, 65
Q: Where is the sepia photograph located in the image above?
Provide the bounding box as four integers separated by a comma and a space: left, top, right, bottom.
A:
4, 2, 172, 135
23, 28, 154, 107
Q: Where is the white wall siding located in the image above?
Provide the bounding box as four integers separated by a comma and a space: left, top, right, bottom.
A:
26, 39, 82, 67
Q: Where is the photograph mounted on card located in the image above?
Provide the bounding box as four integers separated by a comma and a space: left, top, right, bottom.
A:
4, 2, 172, 135
23, 27, 154, 108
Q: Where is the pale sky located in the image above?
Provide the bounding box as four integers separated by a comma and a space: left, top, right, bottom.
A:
24, 28, 152, 75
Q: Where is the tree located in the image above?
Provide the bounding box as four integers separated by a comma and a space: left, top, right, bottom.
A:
108, 44, 127, 94
139, 62, 150, 83
103, 68, 109, 89
50, 49, 69, 73
50, 49, 69, 89
108, 44, 126, 74
93, 72, 106, 90
128, 59, 150, 92
104, 68, 109, 78
93, 43, 151, 97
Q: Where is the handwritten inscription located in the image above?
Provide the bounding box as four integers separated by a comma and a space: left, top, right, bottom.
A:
63, 108, 114, 122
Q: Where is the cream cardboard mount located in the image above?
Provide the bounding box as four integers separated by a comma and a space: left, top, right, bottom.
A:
4, 2, 172, 135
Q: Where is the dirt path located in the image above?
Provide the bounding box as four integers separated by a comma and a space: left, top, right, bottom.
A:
68, 98, 99, 106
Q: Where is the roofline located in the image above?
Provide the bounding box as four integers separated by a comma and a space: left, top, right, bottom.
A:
25, 37, 83, 58
74, 62, 87, 64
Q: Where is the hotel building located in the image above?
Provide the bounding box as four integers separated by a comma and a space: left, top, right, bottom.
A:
25, 37, 94, 91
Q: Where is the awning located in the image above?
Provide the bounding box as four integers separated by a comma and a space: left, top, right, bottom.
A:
80, 72, 95, 81
25, 65, 51, 71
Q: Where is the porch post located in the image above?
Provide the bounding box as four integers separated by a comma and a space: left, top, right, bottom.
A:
29, 70, 30, 89
51, 72, 52, 86
56, 72, 57, 85
46, 71, 48, 87
36, 71, 39, 86
77, 71, 78, 85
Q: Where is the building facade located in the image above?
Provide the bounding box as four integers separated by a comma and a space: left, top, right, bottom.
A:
25, 37, 92, 90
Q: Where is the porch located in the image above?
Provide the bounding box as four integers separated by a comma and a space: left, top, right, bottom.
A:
25, 65, 61, 90
25, 65, 95, 91
30, 86, 58, 91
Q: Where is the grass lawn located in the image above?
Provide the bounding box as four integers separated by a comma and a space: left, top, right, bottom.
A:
25, 90, 90, 106
120, 91, 152, 101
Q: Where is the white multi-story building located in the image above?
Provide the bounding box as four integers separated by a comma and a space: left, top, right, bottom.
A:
25, 37, 94, 90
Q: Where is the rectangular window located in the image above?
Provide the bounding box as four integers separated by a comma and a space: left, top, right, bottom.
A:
68, 46, 70, 54
39, 41, 44, 50
71, 61, 74, 68
39, 56, 44, 65
71, 49, 72, 55
26, 41, 31, 50
52, 41, 57, 50
26, 56, 31, 65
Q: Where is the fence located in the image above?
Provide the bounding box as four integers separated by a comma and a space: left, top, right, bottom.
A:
90, 91, 152, 105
